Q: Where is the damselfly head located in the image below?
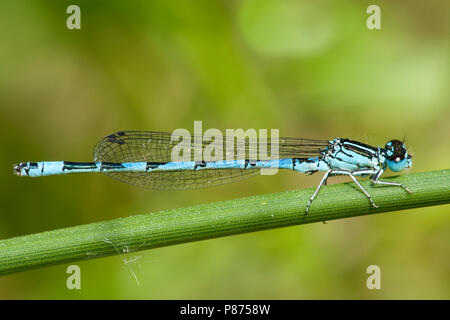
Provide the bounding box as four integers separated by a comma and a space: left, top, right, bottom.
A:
385, 140, 412, 172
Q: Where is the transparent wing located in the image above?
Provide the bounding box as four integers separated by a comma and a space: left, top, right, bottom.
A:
93, 131, 329, 190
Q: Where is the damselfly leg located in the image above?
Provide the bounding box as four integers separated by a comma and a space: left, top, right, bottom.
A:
305, 168, 413, 214
372, 169, 412, 193
305, 169, 331, 214
306, 169, 379, 214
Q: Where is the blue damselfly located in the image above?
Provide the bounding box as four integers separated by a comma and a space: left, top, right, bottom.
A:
14, 131, 412, 213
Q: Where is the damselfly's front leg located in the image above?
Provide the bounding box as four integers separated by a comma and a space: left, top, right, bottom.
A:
371, 169, 412, 193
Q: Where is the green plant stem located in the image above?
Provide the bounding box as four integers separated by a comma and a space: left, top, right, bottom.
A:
1, 169, 449, 275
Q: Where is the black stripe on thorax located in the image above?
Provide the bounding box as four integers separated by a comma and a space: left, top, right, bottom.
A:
341, 139, 378, 158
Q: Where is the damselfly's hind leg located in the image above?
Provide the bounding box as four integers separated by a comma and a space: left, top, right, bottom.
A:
305, 170, 331, 214
372, 169, 412, 193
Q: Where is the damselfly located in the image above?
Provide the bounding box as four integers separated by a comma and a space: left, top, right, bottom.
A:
14, 131, 412, 213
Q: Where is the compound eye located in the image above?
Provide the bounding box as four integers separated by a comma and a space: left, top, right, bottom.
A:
385, 139, 407, 161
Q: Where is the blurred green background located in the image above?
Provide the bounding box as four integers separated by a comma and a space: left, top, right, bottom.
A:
0, 0, 448, 299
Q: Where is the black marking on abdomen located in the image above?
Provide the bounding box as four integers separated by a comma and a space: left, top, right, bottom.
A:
292, 158, 307, 170
292, 158, 319, 174
21, 163, 31, 176
99, 162, 125, 171
146, 161, 167, 170
63, 161, 98, 171
245, 159, 257, 168
194, 161, 207, 170
294, 158, 316, 163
